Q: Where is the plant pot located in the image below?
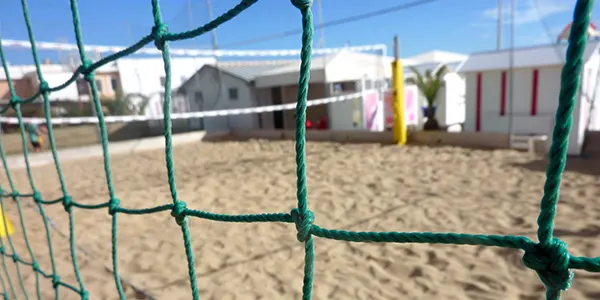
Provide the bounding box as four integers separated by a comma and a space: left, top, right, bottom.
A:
421, 105, 437, 118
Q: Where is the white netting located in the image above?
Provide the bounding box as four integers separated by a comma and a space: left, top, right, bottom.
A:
0, 92, 364, 125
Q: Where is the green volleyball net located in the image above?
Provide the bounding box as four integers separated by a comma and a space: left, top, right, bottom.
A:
0, 0, 598, 299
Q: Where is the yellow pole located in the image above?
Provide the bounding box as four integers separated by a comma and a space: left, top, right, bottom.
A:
0, 205, 14, 238
392, 36, 406, 145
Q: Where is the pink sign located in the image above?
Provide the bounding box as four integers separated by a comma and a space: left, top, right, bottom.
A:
384, 90, 393, 128
363, 91, 379, 130
384, 87, 419, 128
405, 86, 417, 124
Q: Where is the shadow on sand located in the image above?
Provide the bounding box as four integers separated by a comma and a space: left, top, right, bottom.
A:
511, 154, 600, 177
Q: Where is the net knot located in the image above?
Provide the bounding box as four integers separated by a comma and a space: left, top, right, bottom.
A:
108, 198, 120, 215
522, 238, 574, 292
33, 191, 43, 204
8, 97, 20, 108
80, 59, 95, 82
0, 246, 5, 254
51, 275, 61, 288
290, 208, 314, 242
171, 201, 187, 225
151, 23, 169, 50
81, 290, 89, 300
10, 191, 19, 200
32, 261, 39, 272
11, 254, 18, 263
290, 0, 312, 9
39, 80, 50, 94
62, 195, 73, 212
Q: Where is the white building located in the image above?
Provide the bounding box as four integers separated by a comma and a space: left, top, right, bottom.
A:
459, 41, 600, 155
115, 57, 216, 121
177, 51, 391, 132
175, 49, 470, 133
177, 61, 294, 131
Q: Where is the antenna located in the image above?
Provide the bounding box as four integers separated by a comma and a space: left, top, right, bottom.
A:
316, 0, 325, 48
205, 0, 219, 50
497, 0, 502, 50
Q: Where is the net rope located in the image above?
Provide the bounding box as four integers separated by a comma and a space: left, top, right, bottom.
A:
0, 0, 597, 299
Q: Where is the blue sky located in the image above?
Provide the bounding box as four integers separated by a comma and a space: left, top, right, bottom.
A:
0, 0, 598, 64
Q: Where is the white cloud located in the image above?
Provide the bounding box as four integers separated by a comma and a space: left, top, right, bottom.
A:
481, 0, 573, 25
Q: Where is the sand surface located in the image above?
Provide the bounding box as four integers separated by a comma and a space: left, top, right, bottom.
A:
0, 140, 598, 300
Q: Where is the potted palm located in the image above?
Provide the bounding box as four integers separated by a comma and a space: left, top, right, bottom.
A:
406, 65, 447, 130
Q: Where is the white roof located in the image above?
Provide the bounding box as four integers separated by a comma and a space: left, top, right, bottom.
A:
256, 50, 394, 77
459, 41, 600, 73
0, 62, 118, 80
403, 50, 468, 66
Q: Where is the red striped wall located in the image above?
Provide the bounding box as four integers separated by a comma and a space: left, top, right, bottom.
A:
500, 71, 507, 116
531, 69, 539, 116
476, 72, 482, 131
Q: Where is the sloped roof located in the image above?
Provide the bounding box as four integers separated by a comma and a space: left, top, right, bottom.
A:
177, 60, 297, 91
217, 61, 297, 81
459, 41, 600, 73
256, 54, 337, 77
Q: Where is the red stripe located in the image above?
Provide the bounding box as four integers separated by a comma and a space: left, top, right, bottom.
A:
476, 72, 482, 132
500, 71, 507, 116
531, 69, 539, 116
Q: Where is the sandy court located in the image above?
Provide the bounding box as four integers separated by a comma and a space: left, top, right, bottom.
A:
0, 139, 598, 300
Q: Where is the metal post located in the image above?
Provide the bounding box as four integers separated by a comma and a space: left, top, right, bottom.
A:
508, 0, 515, 147
497, 0, 503, 50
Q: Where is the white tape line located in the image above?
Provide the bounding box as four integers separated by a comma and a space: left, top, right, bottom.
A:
0, 92, 367, 125
2, 40, 386, 57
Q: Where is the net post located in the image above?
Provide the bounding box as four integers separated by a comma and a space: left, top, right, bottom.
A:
391, 35, 406, 145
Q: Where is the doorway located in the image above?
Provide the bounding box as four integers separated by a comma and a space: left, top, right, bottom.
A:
271, 87, 284, 129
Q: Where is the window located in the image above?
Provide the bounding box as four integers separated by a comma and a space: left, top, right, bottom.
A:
76, 79, 89, 95
334, 81, 356, 92
110, 77, 119, 91
95, 79, 103, 92
160, 76, 166, 87
228, 88, 238, 100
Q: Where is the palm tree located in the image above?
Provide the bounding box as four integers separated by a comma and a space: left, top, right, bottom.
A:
406, 64, 448, 130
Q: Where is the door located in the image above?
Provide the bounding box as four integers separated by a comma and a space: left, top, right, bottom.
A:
271, 87, 284, 129
193, 91, 205, 130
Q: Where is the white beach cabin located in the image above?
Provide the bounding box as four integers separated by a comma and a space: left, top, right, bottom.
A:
458, 41, 600, 155
402, 58, 467, 130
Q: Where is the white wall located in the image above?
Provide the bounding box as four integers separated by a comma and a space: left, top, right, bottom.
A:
325, 52, 390, 83
181, 67, 258, 132
436, 72, 465, 127
464, 72, 477, 132
464, 65, 586, 155
329, 97, 361, 130
255, 69, 325, 88
583, 51, 600, 131
39, 73, 80, 102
